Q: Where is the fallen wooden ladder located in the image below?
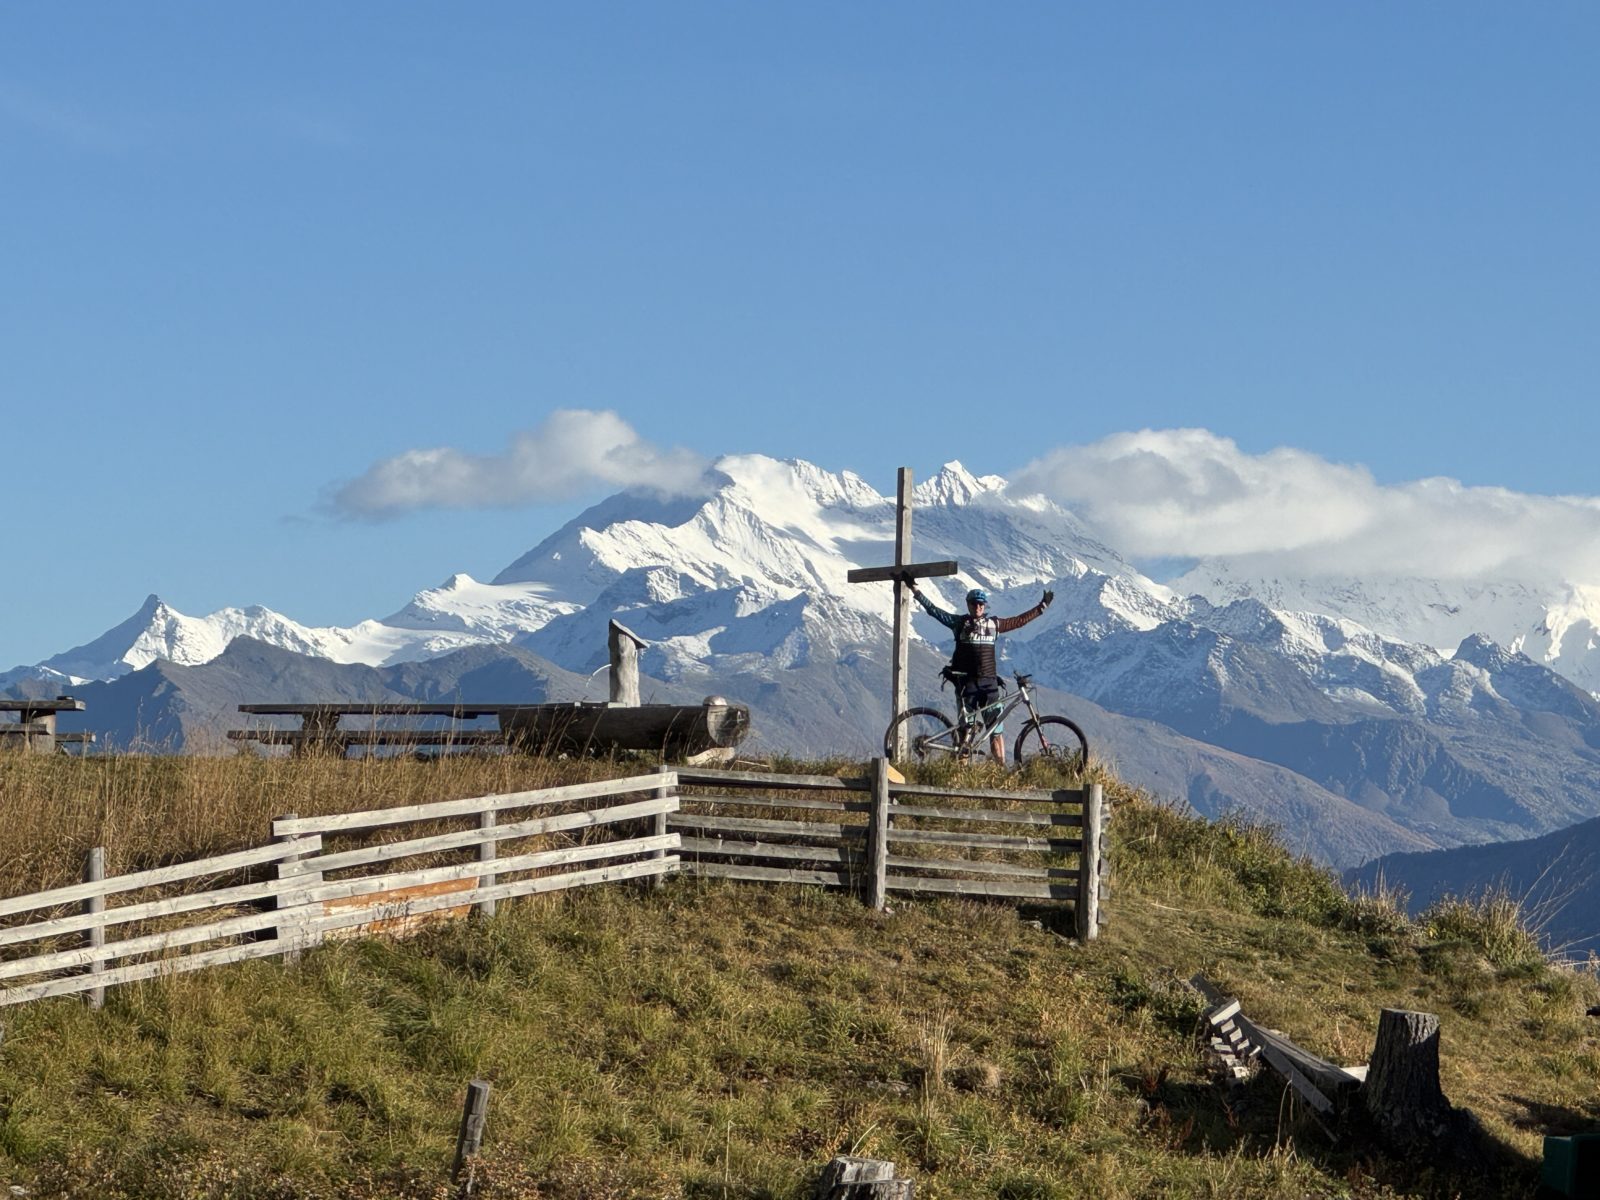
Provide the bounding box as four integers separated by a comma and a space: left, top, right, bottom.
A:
1191, 973, 1368, 1117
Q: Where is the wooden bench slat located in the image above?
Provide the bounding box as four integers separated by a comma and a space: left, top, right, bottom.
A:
237, 704, 508, 716
228, 730, 505, 746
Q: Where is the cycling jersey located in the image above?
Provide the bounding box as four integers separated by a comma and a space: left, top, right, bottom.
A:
914, 591, 1048, 679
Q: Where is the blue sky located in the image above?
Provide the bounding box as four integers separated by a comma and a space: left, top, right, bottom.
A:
3, 4, 1597, 667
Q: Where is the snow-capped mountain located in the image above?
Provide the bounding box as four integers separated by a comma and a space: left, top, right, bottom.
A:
10, 453, 1600, 868
1171, 562, 1600, 695
3, 586, 569, 690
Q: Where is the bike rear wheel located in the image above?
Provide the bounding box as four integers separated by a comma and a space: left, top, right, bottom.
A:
1013, 716, 1089, 772
884, 708, 957, 761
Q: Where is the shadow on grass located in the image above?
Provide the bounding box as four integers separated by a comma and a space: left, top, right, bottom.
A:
1506, 1092, 1600, 1137
1123, 1069, 1547, 1200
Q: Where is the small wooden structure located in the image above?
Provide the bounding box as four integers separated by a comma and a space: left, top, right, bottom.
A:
1191, 974, 1485, 1161
1192, 973, 1366, 1116
0, 697, 94, 754
608, 619, 646, 706
814, 1156, 914, 1198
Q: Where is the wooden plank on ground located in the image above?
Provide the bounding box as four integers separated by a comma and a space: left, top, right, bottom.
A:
238, 704, 506, 717
228, 729, 505, 746
321, 877, 479, 940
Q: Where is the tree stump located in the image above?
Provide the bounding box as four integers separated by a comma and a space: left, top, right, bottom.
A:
1362, 1009, 1478, 1158
814, 1156, 914, 1199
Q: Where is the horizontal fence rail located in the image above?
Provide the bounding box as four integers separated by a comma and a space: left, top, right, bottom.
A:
671, 762, 1106, 940
0, 760, 1107, 1012
0, 773, 683, 1009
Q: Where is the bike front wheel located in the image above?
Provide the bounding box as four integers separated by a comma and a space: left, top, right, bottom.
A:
1013, 716, 1089, 772
884, 708, 957, 761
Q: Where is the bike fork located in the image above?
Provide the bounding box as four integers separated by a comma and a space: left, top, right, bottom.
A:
1022, 694, 1052, 750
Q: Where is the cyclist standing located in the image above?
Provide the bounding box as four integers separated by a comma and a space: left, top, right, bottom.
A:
905, 579, 1053, 765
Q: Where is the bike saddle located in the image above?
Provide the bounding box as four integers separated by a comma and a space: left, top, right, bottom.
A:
1014, 673, 1033, 687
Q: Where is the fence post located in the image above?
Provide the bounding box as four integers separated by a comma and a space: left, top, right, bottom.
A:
272, 813, 321, 965
868, 757, 890, 911
84, 847, 105, 1010
453, 1078, 492, 1192
651, 763, 672, 890
477, 808, 498, 919
1075, 784, 1103, 943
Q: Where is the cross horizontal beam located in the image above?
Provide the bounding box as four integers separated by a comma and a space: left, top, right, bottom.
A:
845, 560, 958, 585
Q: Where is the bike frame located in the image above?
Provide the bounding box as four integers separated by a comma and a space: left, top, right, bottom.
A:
927, 674, 1045, 758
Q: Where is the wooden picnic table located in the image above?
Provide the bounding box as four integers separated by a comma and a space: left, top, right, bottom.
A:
230, 703, 507, 756
0, 697, 93, 754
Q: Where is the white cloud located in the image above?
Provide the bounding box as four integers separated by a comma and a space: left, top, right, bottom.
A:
1011, 429, 1600, 583
331, 410, 710, 519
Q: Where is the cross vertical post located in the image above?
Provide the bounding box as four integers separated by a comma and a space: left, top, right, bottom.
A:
846, 469, 957, 762
889, 468, 914, 760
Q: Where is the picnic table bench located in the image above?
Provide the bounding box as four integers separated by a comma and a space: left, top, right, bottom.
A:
0, 697, 95, 754
228, 704, 508, 756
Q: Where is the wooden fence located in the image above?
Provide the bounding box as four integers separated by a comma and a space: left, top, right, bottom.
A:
672, 760, 1106, 941
0, 760, 1107, 1011
0, 772, 681, 1009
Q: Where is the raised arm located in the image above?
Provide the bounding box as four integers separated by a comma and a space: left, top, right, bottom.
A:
906, 578, 963, 631
994, 589, 1055, 633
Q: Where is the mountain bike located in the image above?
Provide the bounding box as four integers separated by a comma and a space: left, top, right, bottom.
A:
882, 669, 1090, 770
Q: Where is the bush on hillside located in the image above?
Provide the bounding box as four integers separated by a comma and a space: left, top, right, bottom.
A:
1421, 887, 1545, 972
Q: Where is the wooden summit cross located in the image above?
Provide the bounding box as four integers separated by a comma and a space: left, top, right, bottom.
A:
846, 467, 957, 759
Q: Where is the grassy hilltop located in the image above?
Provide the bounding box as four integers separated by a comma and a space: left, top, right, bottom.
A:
0, 753, 1597, 1199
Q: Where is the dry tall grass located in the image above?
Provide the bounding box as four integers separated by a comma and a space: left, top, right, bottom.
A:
0, 752, 640, 898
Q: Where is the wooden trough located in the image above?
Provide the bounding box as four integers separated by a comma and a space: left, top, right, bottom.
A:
497, 696, 749, 760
